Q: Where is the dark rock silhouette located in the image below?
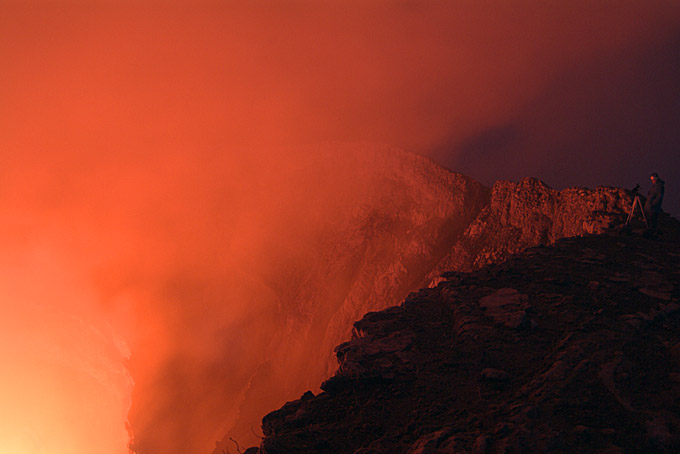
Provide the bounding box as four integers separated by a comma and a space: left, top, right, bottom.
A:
222, 146, 491, 445
215, 147, 641, 450
251, 215, 680, 453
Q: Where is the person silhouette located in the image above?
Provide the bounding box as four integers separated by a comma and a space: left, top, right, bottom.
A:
644, 172, 665, 235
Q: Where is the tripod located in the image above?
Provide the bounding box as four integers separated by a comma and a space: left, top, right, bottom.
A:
626, 195, 648, 228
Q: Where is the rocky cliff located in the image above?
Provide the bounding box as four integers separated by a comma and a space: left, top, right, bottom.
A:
253, 215, 680, 454
216, 147, 638, 450
222, 146, 491, 444
427, 178, 632, 280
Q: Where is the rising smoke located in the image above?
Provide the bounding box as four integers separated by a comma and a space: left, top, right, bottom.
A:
1, 2, 679, 454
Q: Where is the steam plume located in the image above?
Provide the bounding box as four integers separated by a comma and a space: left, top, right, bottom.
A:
0, 2, 678, 454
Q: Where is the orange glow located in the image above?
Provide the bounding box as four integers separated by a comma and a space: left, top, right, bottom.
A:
0, 248, 133, 454
1, 2, 679, 454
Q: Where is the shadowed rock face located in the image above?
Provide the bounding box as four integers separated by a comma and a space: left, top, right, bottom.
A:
255, 216, 680, 454
221, 147, 491, 445
427, 178, 633, 282
216, 148, 638, 449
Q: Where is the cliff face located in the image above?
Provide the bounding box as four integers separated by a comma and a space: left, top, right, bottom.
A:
427, 178, 633, 280
257, 217, 680, 454
217, 147, 637, 449
223, 146, 490, 444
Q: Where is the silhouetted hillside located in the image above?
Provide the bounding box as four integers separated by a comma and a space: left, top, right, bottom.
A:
214, 147, 650, 452
250, 215, 680, 454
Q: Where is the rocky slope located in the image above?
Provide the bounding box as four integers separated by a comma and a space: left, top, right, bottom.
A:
320, 177, 634, 383
217, 147, 639, 449
222, 146, 490, 444
251, 215, 680, 454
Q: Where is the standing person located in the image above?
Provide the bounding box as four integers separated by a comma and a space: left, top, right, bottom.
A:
644, 172, 665, 235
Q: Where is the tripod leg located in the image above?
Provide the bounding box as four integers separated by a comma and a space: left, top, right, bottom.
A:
627, 202, 635, 224
638, 199, 648, 229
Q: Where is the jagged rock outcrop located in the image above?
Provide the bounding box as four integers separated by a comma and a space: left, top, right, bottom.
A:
427, 178, 633, 282
254, 216, 680, 453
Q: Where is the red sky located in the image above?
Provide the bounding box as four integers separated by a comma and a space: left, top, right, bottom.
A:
4, 2, 679, 159
1, 2, 679, 454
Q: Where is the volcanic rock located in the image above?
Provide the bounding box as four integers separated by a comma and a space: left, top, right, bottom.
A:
254, 215, 680, 453
427, 178, 632, 281
216, 147, 640, 450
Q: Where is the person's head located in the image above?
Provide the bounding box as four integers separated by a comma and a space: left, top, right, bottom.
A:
651, 172, 659, 183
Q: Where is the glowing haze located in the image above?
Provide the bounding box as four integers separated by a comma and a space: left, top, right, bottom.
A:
1, 1, 679, 454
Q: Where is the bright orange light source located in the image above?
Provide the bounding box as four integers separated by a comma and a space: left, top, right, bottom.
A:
0, 303, 134, 454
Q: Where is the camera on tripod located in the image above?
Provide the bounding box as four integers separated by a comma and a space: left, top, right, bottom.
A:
626, 183, 647, 228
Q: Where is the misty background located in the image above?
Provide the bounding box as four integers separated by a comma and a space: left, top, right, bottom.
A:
1, 1, 679, 454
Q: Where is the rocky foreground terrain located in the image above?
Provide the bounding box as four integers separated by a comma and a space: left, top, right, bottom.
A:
213, 148, 641, 452
237, 215, 680, 453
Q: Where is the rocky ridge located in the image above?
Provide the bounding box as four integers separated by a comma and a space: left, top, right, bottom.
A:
321, 176, 635, 381
251, 215, 680, 453
426, 178, 632, 281
216, 147, 639, 450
